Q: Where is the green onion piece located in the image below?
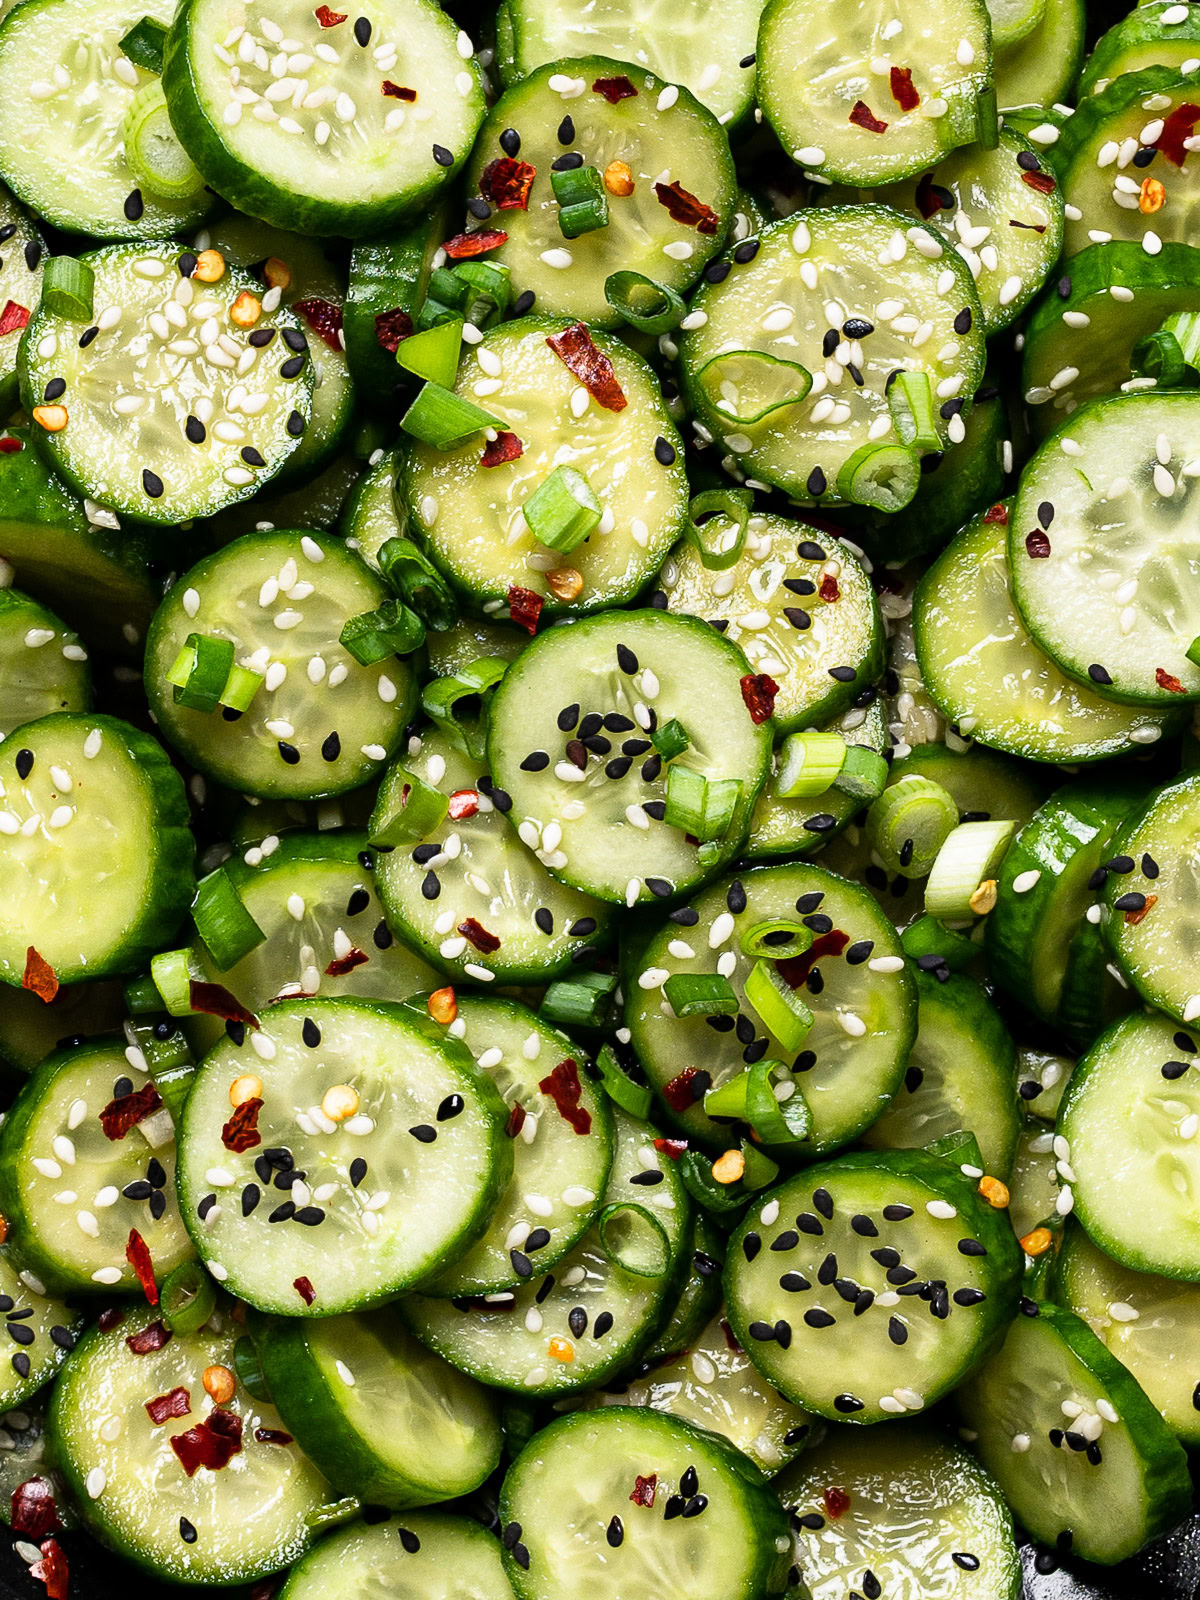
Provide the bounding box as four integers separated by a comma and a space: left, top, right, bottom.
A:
219, 663, 263, 713
160, 1260, 216, 1336
744, 1060, 812, 1144
683, 487, 752, 571
886, 371, 941, 452
123, 973, 162, 1014
603, 271, 685, 335
900, 913, 979, 971
118, 14, 167, 72
743, 960, 814, 1054
400, 382, 499, 450
171, 634, 235, 713
1188, 635, 1200, 669
975, 81, 1000, 149
540, 968, 618, 1029
40, 256, 95, 322
339, 599, 425, 666
192, 865, 266, 971
664, 765, 742, 843
377, 536, 458, 631
594, 1044, 652, 1119
304, 1499, 362, 1535
122, 81, 206, 201
368, 769, 449, 847
740, 1140, 780, 1190
421, 655, 509, 761
775, 730, 846, 799
233, 1335, 273, 1403
738, 919, 814, 961
663, 973, 739, 1017
836, 441, 921, 512
150, 947, 194, 1016
702, 1071, 750, 1120
523, 465, 601, 552
678, 1149, 748, 1213
650, 718, 689, 762
924, 819, 1015, 920
695, 349, 813, 425
866, 774, 960, 878
833, 744, 889, 803
598, 1202, 670, 1277
1132, 329, 1187, 388
551, 164, 610, 239
421, 267, 470, 320
395, 317, 463, 387
452, 259, 512, 329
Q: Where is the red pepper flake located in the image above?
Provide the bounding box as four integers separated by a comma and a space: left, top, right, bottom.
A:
221, 1096, 263, 1153
984, 503, 1009, 525
545, 323, 627, 412
0, 435, 23, 453
98, 1307, 125, 1333
538, 1058, 592, 1135
1157, 102, 1200, 167
144, 1386, 191, 1425
719, 1318, 741, 1353
442, 229, 508, 260
1156, 667, 1186, 694
889, 66, 919, 111
653, 1137, 688, 1160
505, 1102, 527, 1138
170, 1409, 244, 1477
99, 1082, 163, 1141
849, 100, 888, 133
1125, 893, 1157, 926
22, 948, 58, 1004
381, 80, 416, 100
663, 1067, 702, 1113
914, 172, 949, 220
314, 4, 346, 22
448, 789, 479, 819
30, 1538, 68, 1600
254, 1427, 293, 1445
653, 180, 720, 236
740, 674, 779, 724
293, 297, 344, 353
593, 75, 637, 104
126, 1228, 159, 1306
189, 981, 260, 1030
11, 1479, 61, 1540
374, 307, 413, 353
293, 1276, 316, 1306
480, 157, 536, 211
507, 584, 544, 635
1021, 169, 1056, 195
126, 1319, 172, 1355
0, 301, 29, 337
1024, 529, 1052, 559
1010, 219, 1047, 234
777, 929, 850, 988
458, 917, 501, 954
819, 573, 840, 603
325, 947, 369, 977
629, 1473, 657, 1507
481, 430, 524, 468
823, 1486, 852, 1519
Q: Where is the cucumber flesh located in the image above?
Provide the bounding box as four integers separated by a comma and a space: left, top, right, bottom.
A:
278, 1511, 515, 1599
994, 0, 1085, 111
0, 587, 90, 737
0, 183, 43, 408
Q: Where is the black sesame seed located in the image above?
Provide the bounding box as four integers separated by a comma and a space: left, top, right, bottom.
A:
249, 327, 276, 347
883, 1204, 914, 1221
142, 468, 164, 499
733, 239, 759, 263
593, 1311, 614, 1338
241, 446, 266, 468
704, 260, 731, 284
804, 1308, 835, 1329
606, 1516, 623, 1547
780, 1272, 810, 1292
520, 751, 550, 771
806, 467, 826, 497
557, 115, 575, 143
353, 14, 370, 41
421, 870, 441, 900
432, 144, 454, 166
409, 1125, 437, 1143
124, 189, 144, 221
850, 1214, 878, 1237
654, 436, 677, 466
278, 741, 300, 765
280, 355, 305, 379
1087, 664, 1112, 685
349, 1158, 367, 1188
399, 1528, 422, 1554
185, 415, 206, 444
833, 1394, 863, 1413
467, 196, 492, 219
552, 151, 584, 170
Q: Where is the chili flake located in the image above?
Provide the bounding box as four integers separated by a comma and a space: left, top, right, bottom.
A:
538, 1058, 592, 1135
984, 503, 1009, 525
1155, 667, 1185, 693
170, 1409, 244, 1477
889, 67, 919, 111
314, 4, 346, 22
374, 307, 413, 353
1125, 893, 1157, 926
22, 947, 58, 1004
11, 1479, 60, 1539
848, 101, 888, 133
480, 157, 536, 211
29, 1538, 68, 1600
221, 1096, 263, 1153
189, 981, 260, 1029
458, 918, 501, 954
381, 81, 416, 100
0, 301, 29, 337
507, 584, 544, 635
653, 180, 720, 235
818, 573, 840, 603
325, 947, 369, 976
1024, 530, 1051, 559
293, 1277, 316, 1306
481, 431, 524, 468
448, 789, 480, 818
99, 1082, 163, 1141
505, 1101, 527, 1138
293, 298, 343, 352
442, 229, 508, 260
593, 75, 637, 104
823, 1486, 852, 1519
144, 1387, 191, 1425
1021, 169, 1057, 195
126, 1228, 159, 1305
1156, 102, 1200, 168
125, 1319, 172, 1354
740, 673, 779, 724
630, 1473, 657, 1507
545, 323, 627, 411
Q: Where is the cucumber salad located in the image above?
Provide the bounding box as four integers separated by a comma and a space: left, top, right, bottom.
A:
1, 0, 1200, 1593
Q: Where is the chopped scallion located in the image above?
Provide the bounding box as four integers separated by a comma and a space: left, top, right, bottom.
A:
603, 271, 685, 335
523, 465, 601, 552
924, 819, 1016, 920
650, 717, 690, 763
775, 730, 846, 798
739, 919, 814, 961
836, 441, 920, 513
394, 317, 463, 387
192, 866, 266, 971
743, 960, 814, 1054
683, 487, 752, 571
539, 968, 617, 1029
664, 764, 742, 842
866, 774, 959, 878
597, 1202, 669, 1278
368, 769, 449, 847
339, 599, 425, 666
696, 349, 812, 425
551, 164, 610, 239
399, 381, 499, 449
594, 1043, 652, 1118
663, 972, 739, 1017
40, 256, 95, 322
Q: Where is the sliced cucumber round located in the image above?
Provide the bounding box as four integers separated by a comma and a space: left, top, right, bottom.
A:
278, 1511, 515, 1599
344, 202, 450, 401
0, 713, 194, 988
986, 0, 1044, 49
660, 514, 884, 733
1080, 0, 1200, 96
144, 530, 414, 800
177, 996, 512, 1314
775, 1421, 1022, 1600
487, 609, 771, 905
19, 241, 315, 526
403, 316, 688, 617
745, 697, 888, 861
993, 0, 1084, 111
0, 1249, 83, 1409
0, 588, 90, 738
0, 977, 124, 1077
1006, 1115, 1061, 1240
956, 1299, 1192, 1566
0, 183, 44, 410
162, 0, 485, 236
424, 615, 527, 680
724, 1148, 1022, 1425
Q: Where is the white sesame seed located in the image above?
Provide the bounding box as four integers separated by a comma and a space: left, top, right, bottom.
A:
1012, 870, 1041, 894
91, 1267, 123, 1285
926, 1200, 957, 1219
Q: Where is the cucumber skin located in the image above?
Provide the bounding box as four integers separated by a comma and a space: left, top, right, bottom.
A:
343, 204, 450, 399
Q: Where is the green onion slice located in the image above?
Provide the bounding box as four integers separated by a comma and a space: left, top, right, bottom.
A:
744, 1060, 812, 1145
603, 271, 685, 335
539, 968, 617, 1029
453, 259, 513, 328
40, 256, 95, 322
775, 730, 846, 799
377, 536, 458, 631
662, 973, 740, 1018
886, 370, 941, 451
421, 655, 509, 761
834, 744, 889, 803
900, 913, 979, 971
124, 973, 163, 1015
738, 919, 814, 961
598, 1203, 670, 1278
220, 664, 264, 713
400, 381, 499, 449
594, 1043, 652, 1119
339, 599, 425, 666
368, 769, 449, 847
866, 773, 960, 878
696, 349, 813, 425
551, 164, 610, 239
118, 14, 167, 72
169, 634, 235, 713
1187, 635, 1200, 670
160, 1260, 217, 1336
743, 960, 814, 1054
123, 81, 206, 201
836, 441, 921, 513
924, 819, 1015, 920
395, 317, 463, 388
192, 865, 266, 971
523, 465, 601, 552
650, 717, 689, 763
682, 487, 753, 571
150, 947, 195, 1017
664, 765, 742, 843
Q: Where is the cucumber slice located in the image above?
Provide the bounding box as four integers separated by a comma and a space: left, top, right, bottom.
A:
204, 441, 364, 544
660, 514, 884, 733
724, 1148, 1022, 1425
177, 996, 512, 1314
0, 0, 215, 238
417, 995, 613, 1297
253, 1302, 502, 1506
401, 1106, 691, 1395
424, 616, 528, 680
344, 202, 451, 401
746, 697, 889, 861
49, 1312, 335, 1584
0, 1250, 83, 1408
498, 1407, 790, 1600
1101, 772, 1200, 1026
915, 505, 1180, 763
374, 729, 617, 985
403, 316, 688, 617
864, 971, 1020, 1179
0, 588, 90, 738
956, 1300, 1192, 1565
625, 863, 916, 1155
986, 0, 1044, 48
678, 207, 986, 503
339, 447, 407, 571
487, 609, 771, 905
462, 58, 736, 328
19, 241, 315, 526
162, 0, 485, 236
994, 0, 1085, 110
0, 1038, 193, 1296
144, 530, 414, 800
756, 0, 992, 188
278, 1511, 515, 1599
1009, 392, 1200, 707
0, 978, 124, 1076
1022, 242, 1200, 439
0, 1398, 75, 1531
1058, 1009, 1200, 1280
1016, 1046, 1075, 1122
641, 1212, 725, 1362
775, 1422, 1022, 1600
0, 183, 44, 411
1006, 1116, 1061, 1240
1080, 1, 1200, 97
0, 713, 194, 987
